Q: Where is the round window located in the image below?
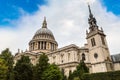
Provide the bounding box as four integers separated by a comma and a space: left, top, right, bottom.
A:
94, 53, 98, 59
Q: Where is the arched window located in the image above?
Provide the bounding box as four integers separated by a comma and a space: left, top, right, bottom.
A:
82, 53, 85, 61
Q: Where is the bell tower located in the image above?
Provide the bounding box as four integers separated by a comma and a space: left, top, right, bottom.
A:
86, 4, 113, 73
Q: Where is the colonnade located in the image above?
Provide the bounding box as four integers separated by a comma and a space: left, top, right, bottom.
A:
30, 41, 57, 51
38, 41, 46, 50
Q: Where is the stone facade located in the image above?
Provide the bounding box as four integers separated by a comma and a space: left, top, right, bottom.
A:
14, 5, 120, 76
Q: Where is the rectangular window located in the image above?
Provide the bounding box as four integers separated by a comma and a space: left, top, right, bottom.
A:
101, 36, 105, 45
91, 38, 96, 47
93, 38, 96, 46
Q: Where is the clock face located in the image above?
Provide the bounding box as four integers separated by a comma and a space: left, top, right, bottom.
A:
94, 53, 98, 59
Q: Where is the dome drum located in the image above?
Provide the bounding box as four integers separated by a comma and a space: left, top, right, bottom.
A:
29, 40, 58, 52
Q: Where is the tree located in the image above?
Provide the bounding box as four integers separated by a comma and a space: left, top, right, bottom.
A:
68, 70, 73, 80
33, 53, 49, 80
73, 77, 80, 80
62, 69, 67, 80
14, 55, 33, 80
77, 60, 89, 80
0, 48, 14, 80
72, 60, 89, 80
42, 64, 63, 80
0, 58, 8, 80
62, 75, 67, 80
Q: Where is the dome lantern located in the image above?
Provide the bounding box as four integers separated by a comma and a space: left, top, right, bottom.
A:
42, 17, 47, 28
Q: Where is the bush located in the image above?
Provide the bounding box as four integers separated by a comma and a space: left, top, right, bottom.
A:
83, 70, 120, 80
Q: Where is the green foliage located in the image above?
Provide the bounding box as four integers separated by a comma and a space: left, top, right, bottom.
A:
32, 65, 38, 80
73, 77, 80, 80
33, 53, 49, 80
76, 60, 89, 80
61, 70, 67, 80
83, 70, 120, 80
0, 58, 8, 80
33, 53, 63, 80
14, 55, 33, 80
68, 61, 89, 80
37, 53, 49, 71
0, 48, 14, 80
68, 70, 73, 80
62, 75, 67, 80
42, 64, 63, 80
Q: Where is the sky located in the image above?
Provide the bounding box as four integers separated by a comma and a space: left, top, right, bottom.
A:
0, 0, 120, 55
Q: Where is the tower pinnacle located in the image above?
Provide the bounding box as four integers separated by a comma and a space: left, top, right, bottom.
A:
42, 17, 47, 28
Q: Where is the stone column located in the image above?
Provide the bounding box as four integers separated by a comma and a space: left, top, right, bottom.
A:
49, 42, 51, 50
40, 41, 42, 49
32, 43, 33, 50
43, 42, 45, 50
31, 43, 33, 51
35, 42, 37, 50
46, 42, 48, 50
32, 43, 34, 50
33, 42, 35, 50
51, 43, 52, 50
29, 44, 31, 51
54, 44, 56, 50
53, 43, 54, 51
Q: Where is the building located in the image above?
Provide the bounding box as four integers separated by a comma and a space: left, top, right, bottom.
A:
14, 5, 120, 76
111, 54, 120, 71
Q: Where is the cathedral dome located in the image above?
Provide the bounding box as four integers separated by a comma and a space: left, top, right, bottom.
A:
35, 28, 53, 36
33, 27, 55, 40
32, 17, 55, 40
29, 17, 58, 53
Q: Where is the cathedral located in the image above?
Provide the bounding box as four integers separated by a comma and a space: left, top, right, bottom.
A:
14, 5, 120, 76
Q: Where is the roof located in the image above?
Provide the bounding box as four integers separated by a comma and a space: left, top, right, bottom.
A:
111, 53, 120, 63
35, 28, 53, 36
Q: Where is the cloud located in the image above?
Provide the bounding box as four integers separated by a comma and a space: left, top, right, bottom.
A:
0, 0, 120, 55
85, 0, 96, 3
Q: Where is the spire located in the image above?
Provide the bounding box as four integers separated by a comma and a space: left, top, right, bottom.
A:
88, 4, 93, 18
88, 4, 98, 31
42, 17, 47, 28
